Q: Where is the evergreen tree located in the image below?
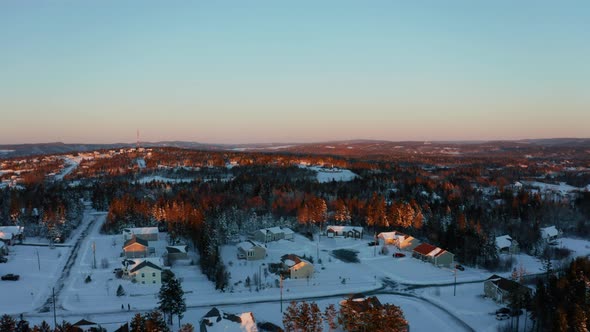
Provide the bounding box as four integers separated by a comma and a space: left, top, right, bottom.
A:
129, 314, 145, 332
0, 314, 17, 332
158, 277, 186, 327
116, 284, 125, 297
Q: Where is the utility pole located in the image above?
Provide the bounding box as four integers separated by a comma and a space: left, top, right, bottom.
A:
280, 275, 283, 312
453, 268, 457, 296
52, 287, 57, 327
92, 241, 96, 269
36, 249, 40, 271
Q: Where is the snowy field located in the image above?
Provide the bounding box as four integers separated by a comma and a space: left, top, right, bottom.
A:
299, 165, 359, 183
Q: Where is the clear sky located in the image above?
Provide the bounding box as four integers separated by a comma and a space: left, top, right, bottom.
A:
1, 1, 589, 144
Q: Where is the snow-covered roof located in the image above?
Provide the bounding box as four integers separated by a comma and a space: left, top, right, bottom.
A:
129, 260, 162, 273
0, 232, 13, 240
166, 245, 188, 254
377, 232, 397, 240
281, 227, 294, 235
291, 260, 312, 271
495, 235, 513, 249
237, 241, 264, 251
541, 226, 559, 238
124, 227, 158, 235
0, 226, 23, 235
327, 225, 363, 233
266, 227, 283, 234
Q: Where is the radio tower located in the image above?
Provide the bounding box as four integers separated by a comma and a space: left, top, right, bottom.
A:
136, 129, 140, 149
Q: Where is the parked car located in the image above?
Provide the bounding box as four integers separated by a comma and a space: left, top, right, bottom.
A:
0, 256, 7, 263
496, 307, 510, 315
455, 264, 465, 271
496, 313, 510, 321
393, 253, 406, 258
1, 274, 20, 281
368, 241, 378, 246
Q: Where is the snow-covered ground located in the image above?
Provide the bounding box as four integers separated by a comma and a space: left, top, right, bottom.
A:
299, 165, 359, 183
54, 156, 83, 181
5, 205, 590, 332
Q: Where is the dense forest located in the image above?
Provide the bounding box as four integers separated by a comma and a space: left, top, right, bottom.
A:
1, 147, 589, 290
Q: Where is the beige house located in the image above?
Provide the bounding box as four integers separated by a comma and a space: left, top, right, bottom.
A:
123, 237, 149, 258
237, 241, 267, 261
412, 243, 454, 268
251, 227, 294, 243
128, 260, 163, 285
484, 275, 531, 304
123, 227, 159, 241
290, 260, 314, 279
282, 254, 314, 279
377, 231, 421, 251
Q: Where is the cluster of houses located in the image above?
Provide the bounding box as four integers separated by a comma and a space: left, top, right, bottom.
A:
326, 225, 363, 239
375, 230, 454, 268
495, 225, 561, 255
119, 227, 188, 285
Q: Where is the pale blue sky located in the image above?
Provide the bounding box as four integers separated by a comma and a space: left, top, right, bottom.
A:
1, 1, 588, 144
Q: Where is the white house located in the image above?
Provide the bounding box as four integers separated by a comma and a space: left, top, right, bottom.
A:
540, 226, 561, 243
128, 260, 163, 285
237, 241, 267, 261
495, 235, 519, 254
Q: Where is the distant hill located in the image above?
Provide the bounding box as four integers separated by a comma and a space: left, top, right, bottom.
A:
1, 138, 589, 159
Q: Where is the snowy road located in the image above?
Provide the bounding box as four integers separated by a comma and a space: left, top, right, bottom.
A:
37, 208, 105, 313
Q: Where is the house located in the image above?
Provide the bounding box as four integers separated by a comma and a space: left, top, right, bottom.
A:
377, 231, 421, 251
282, 254, 314, 279
251, 227, 294, 243
166, 245, 189, 261
237, 241, 267, 261
122, 236, 149, 258
122, 227, 159, 241
251, 227, 282, 243
395, 234, 421, 251
495, 235, 519, 254
72, 319, 99, 332
412, 243, 454, 268
484, 275, 532, 304
326, 225, 363, 239
377, 232, 397, 245
281, 227, 295, 241
0, 226, 24, 245
128, 260, 163, 285
540, 226, 561, 243
199, 307, 258, 332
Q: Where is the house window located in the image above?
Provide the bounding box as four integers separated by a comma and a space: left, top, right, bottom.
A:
152, 273, 156, 277
141, 273, 145, 278
142, 281, 145, 284
153, 280, 156, 284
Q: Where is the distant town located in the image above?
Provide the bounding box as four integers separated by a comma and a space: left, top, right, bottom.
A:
1, 140, 589, 331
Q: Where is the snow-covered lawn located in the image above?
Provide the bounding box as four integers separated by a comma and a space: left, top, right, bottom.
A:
299, 165, 359, 183
0, 245, 70, 314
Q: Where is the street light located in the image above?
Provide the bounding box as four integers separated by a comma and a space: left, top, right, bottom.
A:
259, 263, 266, 289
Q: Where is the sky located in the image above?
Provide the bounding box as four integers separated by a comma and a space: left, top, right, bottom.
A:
1, 1, 589, 144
